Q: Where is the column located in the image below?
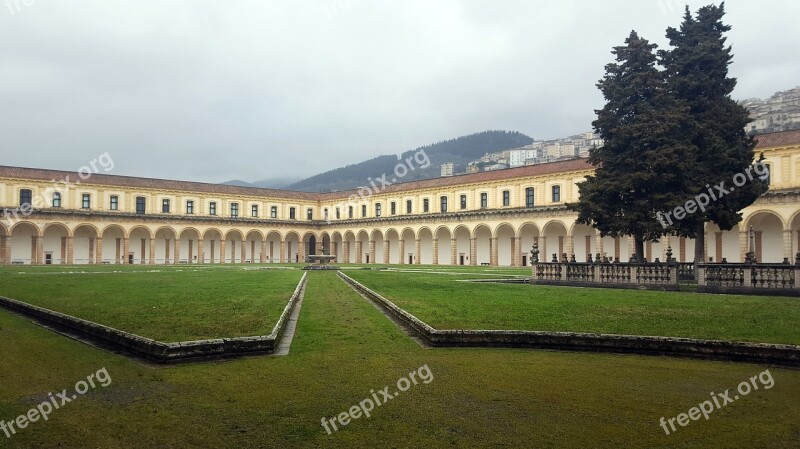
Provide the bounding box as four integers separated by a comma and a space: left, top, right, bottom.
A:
269, 241, 275, 262
679, 237, 686, 263
432, 238, 439, 265
398, 240, 405, 265
783, 230, 793, 261
595, 231, 604, 259
123, 238, 129, 265
88, 238, 95, 264
96, 237, 103, 264
210, 240, 216, 263
383, 240, 390, 264
220, 240, 227, 264
250, 241, 256, 263
332, 242, 338, 262
355, 241, 362, 264
450, 238, 457, 265
164, 238, 170, 264
739, 230, 748, 263
149, 238, 156, 265
368, 240, 375, 264
565, 235, 573, 260
116, 237, 122, 264
715, 232, 723, 263
343, 241, 350, 264
230, 240, 236, 263
414, 239, 421, 265
489, 238, 498, 266
174, 238, 181, 264
241, 240, 246, 264
755, 231, 763, 262
661, 236, 671, 261
140, 239, 146, 264
280, 240, 287, 263
469, 238, 477, 266
34, 235, 43, 265
261, 240, 267, 264
60, 237, 67, 264
558, 236, 565, 260
645, 241, 652, 262
797, 230, 800, 253
511, 237, 518, 267
65, 236, 73, 264
541, 236, 547, 262
188, 239, 194, 263
198, 239, 205, 265
298, 240, 305, 263
0, 235, 8, 265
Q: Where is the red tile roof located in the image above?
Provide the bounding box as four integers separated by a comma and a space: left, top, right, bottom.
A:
754, 129, 800, 149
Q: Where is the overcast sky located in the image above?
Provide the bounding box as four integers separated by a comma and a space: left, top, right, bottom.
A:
1, 0, 798, 184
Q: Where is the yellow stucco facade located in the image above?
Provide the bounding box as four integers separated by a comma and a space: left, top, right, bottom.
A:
1, 131, 799, 266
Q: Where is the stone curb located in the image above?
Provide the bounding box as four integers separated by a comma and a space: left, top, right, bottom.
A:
337, 271, 800, 367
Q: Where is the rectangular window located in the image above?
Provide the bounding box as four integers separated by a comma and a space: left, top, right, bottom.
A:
210, 202, 217, 216
460, 194, 467, 209
526, 188, 535, 208
423, 198, 429, 213
162, 199, 170, 213
406, 200, 412, 214
336, 207, 341, 219
390, 201, 396, 215
271, 206, 278, 218
361, 205, 367, 217
552, 185, 561, 203
186, 200, 194, 214
503, 190, 510, 206
764, 164, 772, 185
52, 192, 62, 208
375, 203, 382, 217
324, 208, 329, 220
230, 203, 239, 218
82, 194, 91, 209
440, 196, 448, 213
110, 195, 119, 211
307, 208, 313, 220
136, 197, 146, 215
252, 205, 259, 218
348, 206, 354, 219
19, 189, 33, 208
289, 207, 296, 220
480, 192, 488, 208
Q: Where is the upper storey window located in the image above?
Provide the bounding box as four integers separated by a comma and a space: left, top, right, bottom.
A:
19, 189, 32, 208
136, 197, 146, 215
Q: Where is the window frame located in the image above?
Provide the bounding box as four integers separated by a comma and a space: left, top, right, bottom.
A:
110, 195, 119, 211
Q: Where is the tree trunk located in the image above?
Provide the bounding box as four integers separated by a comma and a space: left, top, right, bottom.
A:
694, 221, 706, 264
635, 237, 645, 263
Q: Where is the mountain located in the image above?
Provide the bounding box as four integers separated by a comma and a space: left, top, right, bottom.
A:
222, 177, 300, 189
285, 130, 533, 192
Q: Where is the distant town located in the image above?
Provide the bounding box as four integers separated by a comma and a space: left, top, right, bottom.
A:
441, 85, 800, 177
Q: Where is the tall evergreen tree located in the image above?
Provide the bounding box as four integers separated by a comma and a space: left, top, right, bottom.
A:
571, 31, 695, 261
659, 3, 768, 263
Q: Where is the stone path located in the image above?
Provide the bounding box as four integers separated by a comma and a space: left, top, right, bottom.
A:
272, 278, 307, 356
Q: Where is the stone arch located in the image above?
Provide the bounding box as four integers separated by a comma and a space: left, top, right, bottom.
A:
302, 232, 318, 260
100, 224, 127, 264
434, 226, 453, 265
202, 228, 223, 264
266, 230, 282, 263
245, 230, 265, 264
542, 220, 569, 262
743, 211, 786, 263
453, 225, 471, 266
570, 223, 596, 263
9, 221, 40, 264
179, 227, 202, 264
472, 224, 492, 266
356, 230, 370, 264
385, 228, 401, 264
42, 222, 70, 265
494, 223, 516, 266
331, 231, 344, 262
400, 227, 416, 265
343, 230, 356, 264
129, 226, 154, 264
517, 222, 540, 267
417, 227, 434, 265
155, 226, 178, 264
320, 231, 332, 256
285, 231, 301, 263
225, 229, 245, 263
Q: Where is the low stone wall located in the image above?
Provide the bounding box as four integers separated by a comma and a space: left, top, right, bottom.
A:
338, 272, 800, 366
0, 272, 308, 363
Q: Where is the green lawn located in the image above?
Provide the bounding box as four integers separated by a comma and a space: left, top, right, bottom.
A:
0, 270, 798, 448
0, 267, 303, 341
345, 270, 800, 345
